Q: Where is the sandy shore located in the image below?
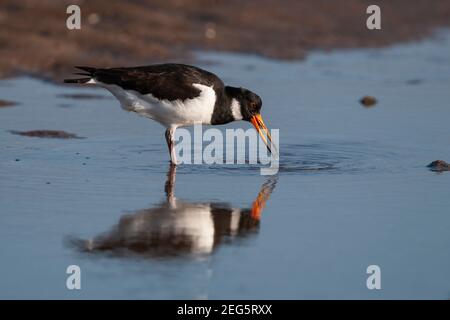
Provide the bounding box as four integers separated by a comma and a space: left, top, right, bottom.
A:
1, 0, 450, 80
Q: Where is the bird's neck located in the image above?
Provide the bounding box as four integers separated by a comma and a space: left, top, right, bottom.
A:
210, 91, 242, 125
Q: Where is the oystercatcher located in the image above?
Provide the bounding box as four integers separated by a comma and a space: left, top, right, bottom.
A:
64, 64, 274, 164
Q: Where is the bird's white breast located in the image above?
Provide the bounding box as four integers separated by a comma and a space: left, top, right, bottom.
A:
128, 203, 216, 254
99, 81, 216, 128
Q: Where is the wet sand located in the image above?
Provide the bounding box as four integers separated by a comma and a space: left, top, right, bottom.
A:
1, 1, 450, 80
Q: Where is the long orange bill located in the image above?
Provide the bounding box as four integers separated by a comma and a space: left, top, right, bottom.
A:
250, 114, 276, 155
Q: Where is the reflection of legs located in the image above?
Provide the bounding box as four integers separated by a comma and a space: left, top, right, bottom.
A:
250, 176, 278, 220
164, 163, 177, 208
165, 127, 177, 165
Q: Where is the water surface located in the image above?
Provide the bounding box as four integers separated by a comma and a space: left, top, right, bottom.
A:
1, 32, 450, 299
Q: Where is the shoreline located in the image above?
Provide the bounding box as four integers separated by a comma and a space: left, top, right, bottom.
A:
2, 28, 449, 88
1, 1, 450, 81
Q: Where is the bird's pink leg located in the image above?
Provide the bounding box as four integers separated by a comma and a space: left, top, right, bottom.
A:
165, 127, 177, 165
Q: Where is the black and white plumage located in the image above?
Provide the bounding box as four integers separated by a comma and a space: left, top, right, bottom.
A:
70, 165, 277, 257
64, 63, 273, 164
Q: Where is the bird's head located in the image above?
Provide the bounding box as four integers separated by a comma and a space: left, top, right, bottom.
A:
226, 86, 274, 154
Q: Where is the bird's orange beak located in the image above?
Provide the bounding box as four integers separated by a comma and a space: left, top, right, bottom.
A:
250, 114, 275, 155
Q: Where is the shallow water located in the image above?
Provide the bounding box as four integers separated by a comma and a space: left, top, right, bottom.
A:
1, 31, 450, 299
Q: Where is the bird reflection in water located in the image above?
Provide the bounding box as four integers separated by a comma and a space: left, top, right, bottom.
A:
71, 165, 277, 258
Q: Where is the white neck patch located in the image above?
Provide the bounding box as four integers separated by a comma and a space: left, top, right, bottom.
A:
230, 98, 243, 120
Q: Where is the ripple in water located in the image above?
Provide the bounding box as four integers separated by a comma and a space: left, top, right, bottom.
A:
126, 140, 400, 176
280, 141, 404, 174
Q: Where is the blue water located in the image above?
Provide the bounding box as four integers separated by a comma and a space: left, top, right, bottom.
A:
1, 31, 450, 299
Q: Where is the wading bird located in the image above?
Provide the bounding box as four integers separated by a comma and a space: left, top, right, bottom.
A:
64, 64, 274, 164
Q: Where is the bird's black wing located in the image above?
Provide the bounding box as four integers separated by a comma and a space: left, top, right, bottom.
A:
72, 64, 225, 101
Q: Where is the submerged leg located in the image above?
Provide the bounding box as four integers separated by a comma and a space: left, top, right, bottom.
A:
164, 163, 177, 208
165, 127, 177, 165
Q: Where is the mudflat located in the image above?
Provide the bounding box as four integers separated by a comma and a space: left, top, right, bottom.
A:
1, 0, 450, 80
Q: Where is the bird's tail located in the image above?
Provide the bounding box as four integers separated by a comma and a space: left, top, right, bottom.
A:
63, 77, 91, 84
63, 66, 98, 84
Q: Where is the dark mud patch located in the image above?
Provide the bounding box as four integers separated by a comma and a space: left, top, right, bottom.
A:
427, 160, 450, 172
406, 79, 424, 85
9, 130, 84, 139
0, 99, 18, 108
56, 93, 110, 100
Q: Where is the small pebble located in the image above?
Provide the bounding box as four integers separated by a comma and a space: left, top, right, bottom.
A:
360, 96, 377, 107
427, 160, 450, 172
